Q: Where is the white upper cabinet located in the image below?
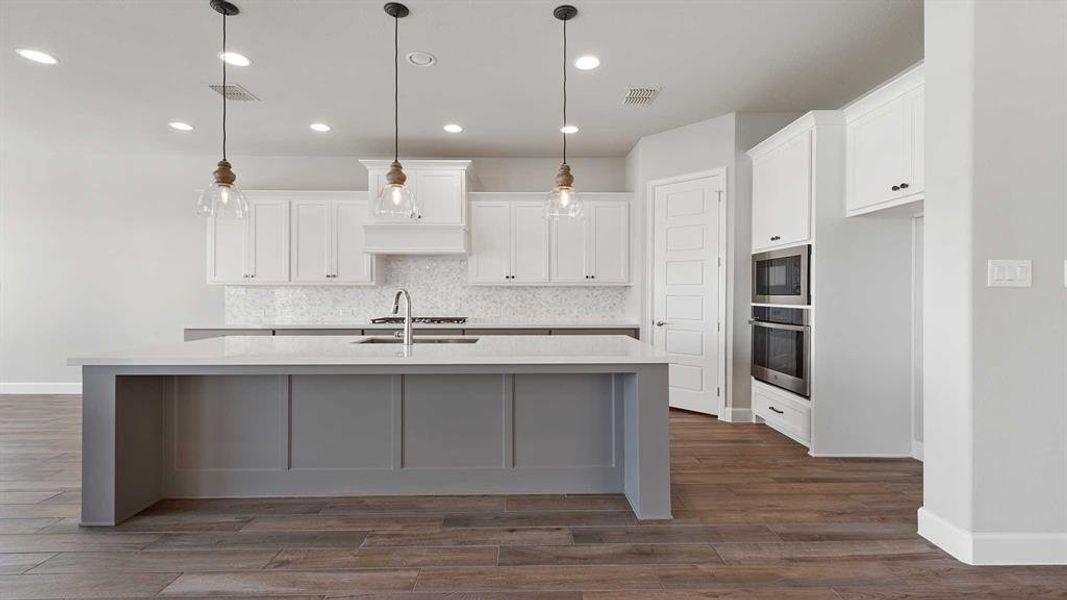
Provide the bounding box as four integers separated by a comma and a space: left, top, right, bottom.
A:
469, 193, 630, 286
468, 198, 550, 285
588, 202, 630, 283
551, 198, 631, 284
468, 202, 512, 283
751, 129, 813, 251
844, 64, 924, 216
360, 160, 471, 254
208, 194, 290, 284
511, 203, 551, 282
208, 191, 376, 286
290, 193, 376, 285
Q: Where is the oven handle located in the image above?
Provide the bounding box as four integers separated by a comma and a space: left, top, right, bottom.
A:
748, 319, 809, 332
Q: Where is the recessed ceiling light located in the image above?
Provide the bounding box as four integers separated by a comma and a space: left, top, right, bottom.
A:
405, 51, 436, 67
218, 51, 251, 66
443, 123, 463, 133
309, 123, 332, 133
560, 125, 579, 134
169, 121, 194, 131
574, 55, 600, 70
15, 48, 58, 65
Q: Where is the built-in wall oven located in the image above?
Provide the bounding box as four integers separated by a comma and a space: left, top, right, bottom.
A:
750, 306, 810, 397
752, 245, 810, 305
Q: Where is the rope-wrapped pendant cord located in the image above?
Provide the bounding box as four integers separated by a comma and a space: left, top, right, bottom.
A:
394, 14, 399, 162
562, 17, 567, 165
221, 12, 228, 161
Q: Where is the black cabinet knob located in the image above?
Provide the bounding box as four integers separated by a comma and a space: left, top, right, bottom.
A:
892, 185, 900, 191
770, 235, 781, 242
900, 182, 909, 189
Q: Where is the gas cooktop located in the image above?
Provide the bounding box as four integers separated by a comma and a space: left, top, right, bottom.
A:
370, 316, 468, 325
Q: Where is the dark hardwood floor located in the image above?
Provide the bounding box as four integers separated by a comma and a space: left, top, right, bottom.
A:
1, 394, 1064, 599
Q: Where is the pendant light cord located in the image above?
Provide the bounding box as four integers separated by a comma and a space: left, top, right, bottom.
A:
221, 12, 228, 161
393, 13, 399, 162
562, 17, 567, 165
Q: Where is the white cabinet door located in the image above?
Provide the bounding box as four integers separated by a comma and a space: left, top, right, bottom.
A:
751, 151, 778, 251
551, 215, 589, 283
588, 202, 629, 283
468, 202, 511, 283
334, 200, 374, 283
905, 87, 924, 198
208, 216, 248, 284
511, 203, 550, 283
768, 130, 813, 248
290, 199, 331, 283
414, 170, 464, 224
848, 99, 908, 212
248, 199, 290, 283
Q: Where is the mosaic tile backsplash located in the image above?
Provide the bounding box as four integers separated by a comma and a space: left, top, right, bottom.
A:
225, 256, 633, 324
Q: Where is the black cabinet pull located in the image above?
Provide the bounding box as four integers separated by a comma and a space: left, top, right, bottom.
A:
892, 185, 900, 191
590, 275, 596, 279
769, 406, 785, 415
770, 235, 781, 241
900, 183, 909, 189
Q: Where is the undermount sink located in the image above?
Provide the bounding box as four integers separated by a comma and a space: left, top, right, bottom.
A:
354, 337, 479, 344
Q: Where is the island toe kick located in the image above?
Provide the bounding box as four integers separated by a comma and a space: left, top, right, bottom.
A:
80, 364, 671, 525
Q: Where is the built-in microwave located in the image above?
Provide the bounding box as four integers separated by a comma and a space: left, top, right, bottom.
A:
752, 245, 810, 305
750, 306, 811, 397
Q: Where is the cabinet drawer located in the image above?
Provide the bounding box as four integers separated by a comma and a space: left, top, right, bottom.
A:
752, 380, 811, 446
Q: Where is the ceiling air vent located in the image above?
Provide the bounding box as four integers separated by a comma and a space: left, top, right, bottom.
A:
622, 87, 661, 107
207, 83, 261, 102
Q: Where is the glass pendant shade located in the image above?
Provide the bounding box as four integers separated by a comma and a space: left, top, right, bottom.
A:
374, 160, 417, 218
197, 159, 249, 218
197, 182, 249, 218
545, 162, 583, 219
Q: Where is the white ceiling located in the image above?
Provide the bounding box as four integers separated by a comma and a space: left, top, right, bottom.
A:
0, 0, 923, 158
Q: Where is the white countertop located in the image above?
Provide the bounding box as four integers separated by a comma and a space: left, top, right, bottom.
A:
70, 335, 669, 367
185, 321, 640, 330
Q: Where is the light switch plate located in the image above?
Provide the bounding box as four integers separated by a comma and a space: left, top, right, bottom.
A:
987, 259, 1032, 287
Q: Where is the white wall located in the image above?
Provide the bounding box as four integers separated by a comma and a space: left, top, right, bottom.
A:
0, 151, 626, 387
625, 112, 799, 416
920, 0, 1067, 565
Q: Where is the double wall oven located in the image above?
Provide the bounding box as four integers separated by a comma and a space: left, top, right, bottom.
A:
751, 245, 811, 397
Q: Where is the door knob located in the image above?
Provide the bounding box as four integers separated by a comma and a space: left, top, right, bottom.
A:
655, 321, 670, 327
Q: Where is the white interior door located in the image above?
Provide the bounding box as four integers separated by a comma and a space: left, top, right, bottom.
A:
652, 172, 725, 415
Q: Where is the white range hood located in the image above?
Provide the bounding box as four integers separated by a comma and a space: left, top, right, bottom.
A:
360, 159, 472, 255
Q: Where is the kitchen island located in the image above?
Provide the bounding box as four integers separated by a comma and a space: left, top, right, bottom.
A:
70, 335, 671, 525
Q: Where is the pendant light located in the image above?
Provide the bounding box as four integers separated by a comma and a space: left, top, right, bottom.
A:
545, 5, 583, 220
374, 2, 417, 219
196, 0, 249, 219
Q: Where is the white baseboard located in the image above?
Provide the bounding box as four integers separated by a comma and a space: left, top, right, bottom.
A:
718, 407, 753, 423
919, 506, 1067, 565
0, 382, 82, 395
912, 440, 924, 461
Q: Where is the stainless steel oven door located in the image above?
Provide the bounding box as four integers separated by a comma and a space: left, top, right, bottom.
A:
752, 246, 810, 305
750, 319, 810, 397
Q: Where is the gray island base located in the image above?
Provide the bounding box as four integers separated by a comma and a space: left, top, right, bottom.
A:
71, 335, 672, 525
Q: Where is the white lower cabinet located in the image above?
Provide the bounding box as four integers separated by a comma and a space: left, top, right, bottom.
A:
468, 200, 549, 284
290, 194, 376, 285
208, 195, 290, 284
752, 379, 811, 447
208, 191, 375, 285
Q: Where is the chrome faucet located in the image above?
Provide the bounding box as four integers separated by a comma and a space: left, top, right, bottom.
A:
391, 289, 414, 346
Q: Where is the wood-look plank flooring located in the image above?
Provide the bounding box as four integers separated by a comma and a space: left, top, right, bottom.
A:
0, 394, 1064, 599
